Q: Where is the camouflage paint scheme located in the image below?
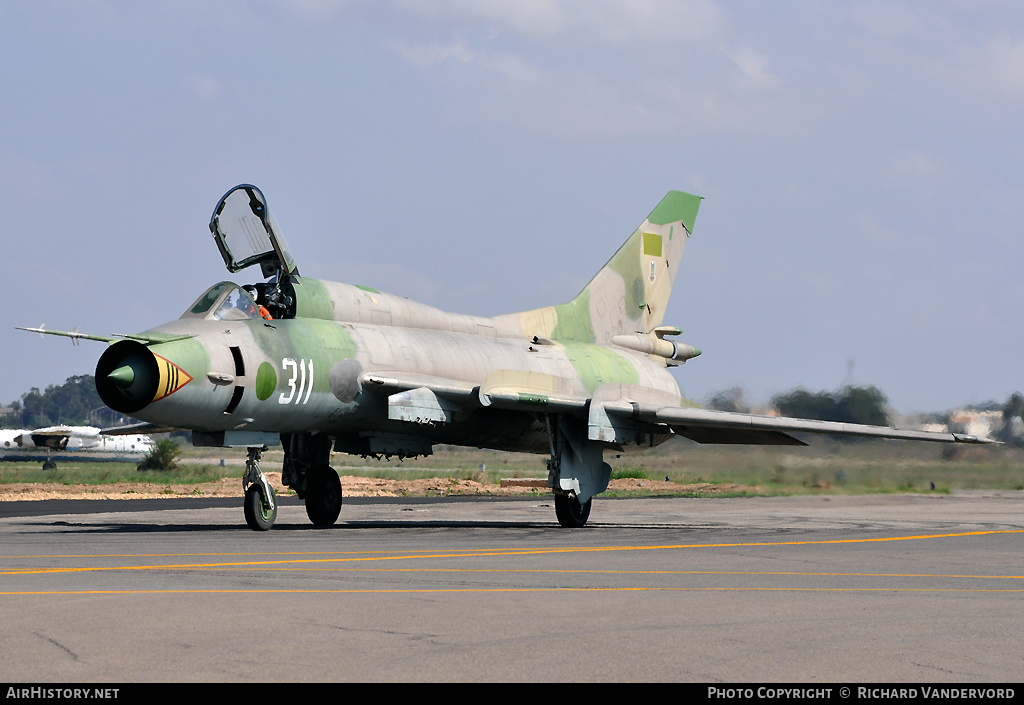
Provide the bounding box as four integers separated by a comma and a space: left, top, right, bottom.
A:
134, 192, 699, 441
20, 186, 993, 529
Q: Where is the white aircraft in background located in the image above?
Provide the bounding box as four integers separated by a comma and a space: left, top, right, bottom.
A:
0, 426, 154, 469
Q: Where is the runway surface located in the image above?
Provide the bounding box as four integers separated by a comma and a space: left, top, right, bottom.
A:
1, 491, 1021, 682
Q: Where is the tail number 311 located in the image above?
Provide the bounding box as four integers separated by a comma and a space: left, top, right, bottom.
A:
279, 358, 314, 405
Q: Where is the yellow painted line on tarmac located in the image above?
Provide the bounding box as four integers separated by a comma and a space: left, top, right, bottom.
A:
3, 586, 1024, 596
217, 566, 1024, 580
2, 529, 1021, 577
4, 548, 482, 559
6, 528, 1021, 563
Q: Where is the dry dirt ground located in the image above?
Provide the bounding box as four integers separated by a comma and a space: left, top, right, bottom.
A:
0, 474, 729, 501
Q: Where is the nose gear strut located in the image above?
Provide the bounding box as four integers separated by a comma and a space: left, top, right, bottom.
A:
242, 446, 277, 530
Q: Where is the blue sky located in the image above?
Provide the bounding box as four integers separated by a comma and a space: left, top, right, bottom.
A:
3, 1, 1022, 414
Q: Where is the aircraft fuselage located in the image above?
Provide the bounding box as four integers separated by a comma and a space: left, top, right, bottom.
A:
96, 277, 682, 458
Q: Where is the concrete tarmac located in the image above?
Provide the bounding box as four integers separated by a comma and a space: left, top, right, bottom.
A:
1, 491, 1021, 683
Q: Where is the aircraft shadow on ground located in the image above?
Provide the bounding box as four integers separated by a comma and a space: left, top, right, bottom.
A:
34, 519, 566, 533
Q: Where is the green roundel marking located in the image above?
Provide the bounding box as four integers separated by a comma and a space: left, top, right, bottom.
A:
256, 362, 277, 401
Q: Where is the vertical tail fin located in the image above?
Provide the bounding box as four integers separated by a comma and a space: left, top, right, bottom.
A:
507, 191, 702, 345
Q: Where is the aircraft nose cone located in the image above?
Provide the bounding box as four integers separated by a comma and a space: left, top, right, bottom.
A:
108, 365, 136, 389
97, 339, 192, 414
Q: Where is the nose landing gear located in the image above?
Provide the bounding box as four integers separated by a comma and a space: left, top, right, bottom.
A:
242, 446, 277, 531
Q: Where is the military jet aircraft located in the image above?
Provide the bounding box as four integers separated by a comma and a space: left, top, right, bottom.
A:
19, 184, 993, 530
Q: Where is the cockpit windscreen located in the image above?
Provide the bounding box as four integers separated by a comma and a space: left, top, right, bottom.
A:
181, 282, 260, 321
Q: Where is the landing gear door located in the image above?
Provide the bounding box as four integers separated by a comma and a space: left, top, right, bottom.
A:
210, 184, 299, 278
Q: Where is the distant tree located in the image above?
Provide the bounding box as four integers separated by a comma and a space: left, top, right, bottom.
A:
705, 386, 750, 413
834, 385, 889, 427
1001, 392, 1024, 446
1002, 392, 1024, 420
771, 388, 836, 422
962, 399, 1004, 412
772, 384, 890, 427
5, 375, 105, 428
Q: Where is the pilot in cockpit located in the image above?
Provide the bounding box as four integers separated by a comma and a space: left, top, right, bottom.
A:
244, 286, 274, 321
235, 289, 258, 318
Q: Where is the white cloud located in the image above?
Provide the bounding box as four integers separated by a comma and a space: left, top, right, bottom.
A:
393, 0, 727, 46
839, 3, 1024, 108
385, 1, 797, 138
977, 37, 1024, 104
275, 0, 354, 23
886, 150, 949, 192
725, 47, 780, 90
395, 0, 570, 38
392, 39, 479, 68
848, 0, 934, 42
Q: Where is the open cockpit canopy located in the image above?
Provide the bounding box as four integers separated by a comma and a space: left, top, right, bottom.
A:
210, 184, 298, 279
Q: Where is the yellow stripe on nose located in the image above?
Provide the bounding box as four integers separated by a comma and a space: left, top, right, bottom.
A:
152, 353, 193, 402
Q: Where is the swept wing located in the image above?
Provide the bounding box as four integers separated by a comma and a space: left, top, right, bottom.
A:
357, 374, 994, 446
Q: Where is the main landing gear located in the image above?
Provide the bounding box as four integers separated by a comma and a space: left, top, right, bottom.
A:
282, 432, 343, 529
554, 493, 592, 528
242, 421, 607, 530
546, 415, 610, 528
242, 433, 343, 531
304, 463, 343, 526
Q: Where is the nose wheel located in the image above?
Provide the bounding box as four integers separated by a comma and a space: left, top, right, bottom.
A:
242, 446, 277, 531
244, 484, 277, 531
